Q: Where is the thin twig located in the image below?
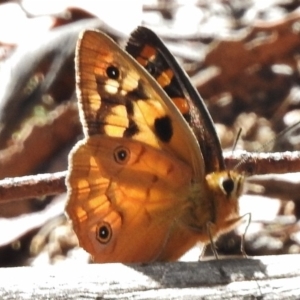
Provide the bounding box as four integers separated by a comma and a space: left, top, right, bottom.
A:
224, 150, 300, 175
0, 171, 66, 203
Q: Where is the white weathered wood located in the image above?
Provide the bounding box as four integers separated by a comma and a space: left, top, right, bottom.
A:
0, 254, 300, 299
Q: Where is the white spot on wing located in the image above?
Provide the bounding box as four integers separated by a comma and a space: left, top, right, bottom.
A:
104, 79, 119, 94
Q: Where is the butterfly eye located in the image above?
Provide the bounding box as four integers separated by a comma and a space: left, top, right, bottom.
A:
96, 222, 112, 244
221, 178, 235, 196
106, 65, 120, 79
114, 146, 130, 164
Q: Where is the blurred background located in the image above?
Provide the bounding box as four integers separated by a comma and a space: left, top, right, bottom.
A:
1, 0, 300, 266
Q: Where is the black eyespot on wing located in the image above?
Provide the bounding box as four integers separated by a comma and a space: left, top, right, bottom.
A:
154, 115, 173, 142
106, 66, 120, 79
96, 222, 112, 244
222, 178, 235, 196
114, 146, 130, 164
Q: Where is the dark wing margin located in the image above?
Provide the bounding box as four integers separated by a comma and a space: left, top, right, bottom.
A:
126, 26, 225, 173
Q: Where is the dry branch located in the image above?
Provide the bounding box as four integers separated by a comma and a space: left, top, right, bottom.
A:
202, 10, 300, 103
0, 151, 300, 203
0, 171, 66, 203
224, 150, 300, 174
0, 254, 299, 299
247, 174, 300, 200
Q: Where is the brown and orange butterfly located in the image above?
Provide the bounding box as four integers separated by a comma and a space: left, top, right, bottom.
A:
65, 26, 244, 263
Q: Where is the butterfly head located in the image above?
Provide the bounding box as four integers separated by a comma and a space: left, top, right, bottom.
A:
216, 171, 244, 199
204, 170, 244, 236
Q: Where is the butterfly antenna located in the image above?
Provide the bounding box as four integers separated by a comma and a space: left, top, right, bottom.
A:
234, 121, 300, 172
255, 122, 300, 153
232, 127, 243, 154
231, 128, 247, 171
206, 222, 219, 259
273, 120, 300, 146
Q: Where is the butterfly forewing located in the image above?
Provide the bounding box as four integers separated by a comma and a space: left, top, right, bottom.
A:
126, 26, 225, 173
75, 30, 204, 179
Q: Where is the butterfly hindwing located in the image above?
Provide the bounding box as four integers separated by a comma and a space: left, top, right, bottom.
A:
67, 135, 199, 262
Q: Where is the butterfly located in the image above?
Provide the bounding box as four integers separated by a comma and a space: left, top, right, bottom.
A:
65, 26, 244, 263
